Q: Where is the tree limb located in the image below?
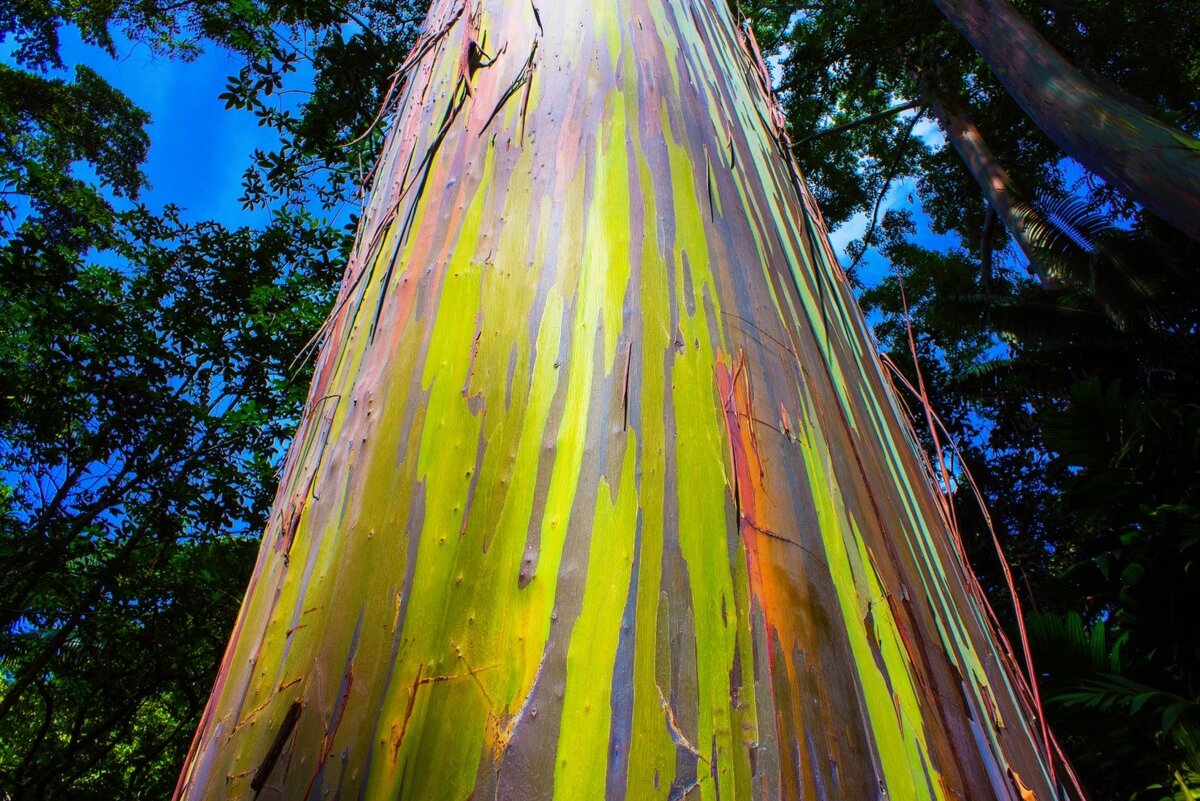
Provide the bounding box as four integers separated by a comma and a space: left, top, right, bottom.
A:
847, 109, 921, 274
794, 99, 919, 146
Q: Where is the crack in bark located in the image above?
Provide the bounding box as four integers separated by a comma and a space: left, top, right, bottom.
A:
621, 340, 633, 432
496, 642, 548, 750
656, 684, 707, 763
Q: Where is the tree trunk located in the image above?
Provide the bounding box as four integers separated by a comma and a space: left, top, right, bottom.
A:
931, 0, 1200, 242
176, 1, 1065, 798
981, 204, 998, 292
923, 87, 1053, 285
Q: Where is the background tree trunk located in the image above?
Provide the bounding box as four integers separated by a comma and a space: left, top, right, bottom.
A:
176, 1, 1065, 798
924, 86, 1053, 284
931, 0, 1200, 242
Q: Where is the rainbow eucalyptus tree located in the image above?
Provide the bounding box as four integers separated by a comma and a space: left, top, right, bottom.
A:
176, 1, 1068, 798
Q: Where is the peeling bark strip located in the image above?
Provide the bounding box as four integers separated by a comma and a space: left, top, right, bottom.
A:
249, 700, 302, 794
176, 1, 1067, 799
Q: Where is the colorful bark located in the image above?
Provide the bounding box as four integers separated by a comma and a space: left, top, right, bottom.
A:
176, 1, 1065, 798
931, 0, 1200, 242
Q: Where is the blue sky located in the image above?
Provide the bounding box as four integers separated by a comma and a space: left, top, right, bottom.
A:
4, 27, 295, 227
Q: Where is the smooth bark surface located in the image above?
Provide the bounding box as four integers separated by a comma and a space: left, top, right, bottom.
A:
932, 0, 1200, 242
177, 1, 1063, 798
